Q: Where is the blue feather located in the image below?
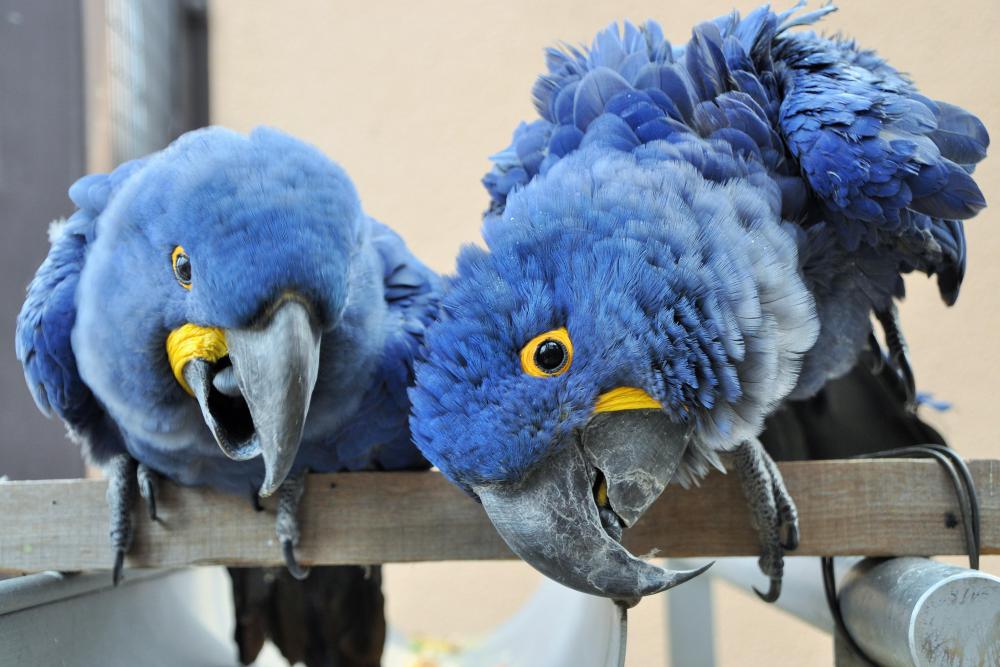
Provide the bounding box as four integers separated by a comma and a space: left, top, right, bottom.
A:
435, 3, 989, 491
573, 68, 633, 130
17, 126, 441, 494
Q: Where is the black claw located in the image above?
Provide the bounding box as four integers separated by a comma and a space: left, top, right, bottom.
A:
282, 539, 310, 580
782, 522, 800, 551
112, 549, 125, 586
897, 353, 917, 410
753, 578, 782, 603
141, 482, 158, 522
876, 307, 917, 411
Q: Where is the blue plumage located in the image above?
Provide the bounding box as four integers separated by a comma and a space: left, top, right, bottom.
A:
416, 3, 988, 488
17, 126, 439, 495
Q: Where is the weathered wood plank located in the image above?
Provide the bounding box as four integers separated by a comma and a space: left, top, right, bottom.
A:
0, 459, 996, 573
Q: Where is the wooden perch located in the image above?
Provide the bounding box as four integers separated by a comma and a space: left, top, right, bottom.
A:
0, 459, 997, 574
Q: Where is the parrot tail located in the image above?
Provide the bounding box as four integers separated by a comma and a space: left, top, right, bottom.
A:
229, 565, 386, 667
759, 344, 945, 461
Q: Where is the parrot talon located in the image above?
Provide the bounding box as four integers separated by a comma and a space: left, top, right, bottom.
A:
732, 438, 796, 603
753, 579, 782, 603
282, 539, 310, 580
249, 491, 264, 512
137, 464, 159, 522
781, 520, 800, 551
865, 331, 885, 374
876, 305, 917, 410
275, 472, 309, 579
112, 549, 126, 586
106, 453, 138, 586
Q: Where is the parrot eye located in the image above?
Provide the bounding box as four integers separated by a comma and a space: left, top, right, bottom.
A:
172, 246, 192, 289
520, 328, 573, 377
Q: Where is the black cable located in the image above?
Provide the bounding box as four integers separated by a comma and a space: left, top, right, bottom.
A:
822, 443, 981, 664
850, 445, 980, 569
822, 556, 875, 665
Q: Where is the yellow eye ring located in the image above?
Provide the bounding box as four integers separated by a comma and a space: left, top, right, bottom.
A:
172, 246, 192, 289
520, 327, 573, 378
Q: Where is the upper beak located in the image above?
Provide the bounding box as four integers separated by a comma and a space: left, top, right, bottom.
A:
180, 297, 322, 497
475, 387, 709, 601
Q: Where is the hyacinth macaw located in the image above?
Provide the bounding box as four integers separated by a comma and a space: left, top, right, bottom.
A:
15, 126, 439, 665
410, 3, 988, 604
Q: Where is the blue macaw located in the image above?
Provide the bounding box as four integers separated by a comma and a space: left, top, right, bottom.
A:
16, 126, 439, 664
409, 3, 988, 604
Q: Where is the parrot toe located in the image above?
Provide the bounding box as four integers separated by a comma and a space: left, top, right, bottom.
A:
248, 487, 264, 512
753, 578, 782, 604
781, 518, 801, 552
732, 438, 798, 603
865, 330, 885, 374
106, 453, 138, 586
282, 539, 310, 581
106, 455, 167, 583
137, 463, 159, 522
112, 549, 126, 587
275, 471, 311, 580
876, 305, 917, 411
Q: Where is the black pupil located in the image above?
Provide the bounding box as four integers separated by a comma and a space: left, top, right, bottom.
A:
534, 340, 566, 373
174, 254, 191, 283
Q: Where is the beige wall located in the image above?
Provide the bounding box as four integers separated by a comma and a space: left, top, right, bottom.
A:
210, 1, 1000, 664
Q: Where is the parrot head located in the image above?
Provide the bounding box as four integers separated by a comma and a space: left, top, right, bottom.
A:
73, 127, 362, 496
411, 148, 815, 600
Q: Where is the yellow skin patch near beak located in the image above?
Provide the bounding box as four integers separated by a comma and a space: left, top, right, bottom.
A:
166, 324, 228, 395
593, 386, 662, 413
595, 478, 609, 507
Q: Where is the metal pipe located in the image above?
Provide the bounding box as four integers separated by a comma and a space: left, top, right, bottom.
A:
670, 557, 1000, 666
839, 557, 1000, 667
665, 559, 717, 666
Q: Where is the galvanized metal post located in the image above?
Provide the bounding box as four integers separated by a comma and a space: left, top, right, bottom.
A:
838, 557, 1000, 667
665, 559, 717, 667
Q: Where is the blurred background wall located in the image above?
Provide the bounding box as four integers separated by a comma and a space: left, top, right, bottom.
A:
1, 0, 996, 665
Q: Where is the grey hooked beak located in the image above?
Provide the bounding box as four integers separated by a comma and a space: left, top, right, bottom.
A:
475, 406, 710, 601
183, 297, 322, 497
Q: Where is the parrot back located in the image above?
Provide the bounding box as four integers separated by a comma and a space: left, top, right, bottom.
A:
479, 4, 987, 399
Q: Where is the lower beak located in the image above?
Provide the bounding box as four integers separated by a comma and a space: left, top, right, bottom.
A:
182, 298, 322, 497
475, 389, 708, 601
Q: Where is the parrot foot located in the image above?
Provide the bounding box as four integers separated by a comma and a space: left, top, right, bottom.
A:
248, 489, 264, 512
275, 472, 310, 580
106, 453, 138, 586
876, 304, 916, 410
137, 463, 159, 522
731, 438, 799, 603
865, 330, 885, 374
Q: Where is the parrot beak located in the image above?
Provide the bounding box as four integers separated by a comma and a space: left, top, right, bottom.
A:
474, 388, 710, 601
183, 296, 322, 497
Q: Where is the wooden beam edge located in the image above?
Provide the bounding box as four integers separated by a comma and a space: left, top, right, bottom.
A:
0, 459, 996, 573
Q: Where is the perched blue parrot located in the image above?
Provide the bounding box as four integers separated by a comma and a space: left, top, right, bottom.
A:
410, 3, 988, 604
15, 126, 439, 664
